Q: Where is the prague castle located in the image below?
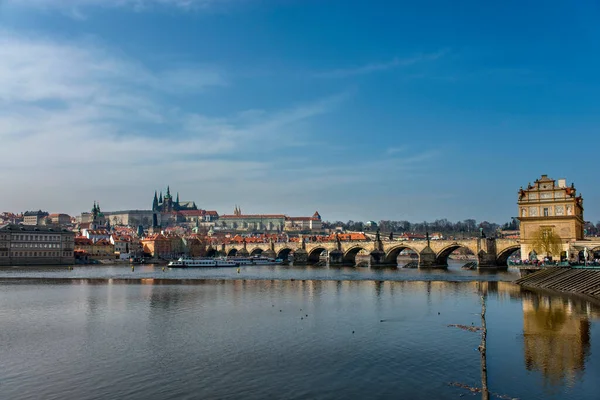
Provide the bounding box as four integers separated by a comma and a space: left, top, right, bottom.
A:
152, 186, 197, 213
518, 175, 584, 261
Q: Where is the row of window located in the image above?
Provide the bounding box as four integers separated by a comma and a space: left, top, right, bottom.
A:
11, 234, 63, 242
3, 251, 73, 257
11, 243, 63, 248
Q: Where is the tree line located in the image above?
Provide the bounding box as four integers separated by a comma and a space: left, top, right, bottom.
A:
322, 218, 521, 236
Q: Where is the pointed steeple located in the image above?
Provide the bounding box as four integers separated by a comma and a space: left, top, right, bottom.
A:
153, 191, 159, 211
159, 191, 163, 203
176, 192, 179, 204
167, 186, 171, 197
92, 201, 98, 220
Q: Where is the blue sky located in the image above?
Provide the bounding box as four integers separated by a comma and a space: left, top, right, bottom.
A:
1, 0, 599, 223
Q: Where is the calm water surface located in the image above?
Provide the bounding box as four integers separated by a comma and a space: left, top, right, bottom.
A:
0, 261, 519, 282
1, 266, 599, 399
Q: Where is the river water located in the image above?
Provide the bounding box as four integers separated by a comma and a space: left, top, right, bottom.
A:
1, 263, 599, 400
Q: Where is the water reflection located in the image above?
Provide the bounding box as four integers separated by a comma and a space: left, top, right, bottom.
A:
1, 278, 599, 400
522, 292, 593, 386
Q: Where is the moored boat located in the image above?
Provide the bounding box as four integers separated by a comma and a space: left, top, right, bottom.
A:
168, 257, 238, 268
225, 256, 283, 266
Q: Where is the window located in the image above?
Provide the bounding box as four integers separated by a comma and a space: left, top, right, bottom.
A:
543, 208, 549, 217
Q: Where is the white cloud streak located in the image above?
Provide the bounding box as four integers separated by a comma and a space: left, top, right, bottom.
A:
0, 31, 356, 214
5, 0, 236, 11
314, 49, 449, 79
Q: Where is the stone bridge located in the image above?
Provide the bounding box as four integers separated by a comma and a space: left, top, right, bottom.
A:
208, 238, 521, 268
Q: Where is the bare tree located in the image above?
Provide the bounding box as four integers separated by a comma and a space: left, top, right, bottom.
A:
531, 227, 562, 259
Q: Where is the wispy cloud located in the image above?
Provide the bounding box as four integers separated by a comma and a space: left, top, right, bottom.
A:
6, 0, 238, 11
314, 49, 449, 79
385, 146, 406, 155
0, 31, 354, 213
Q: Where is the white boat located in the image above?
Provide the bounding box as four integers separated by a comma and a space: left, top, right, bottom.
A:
168, 257, 238, 268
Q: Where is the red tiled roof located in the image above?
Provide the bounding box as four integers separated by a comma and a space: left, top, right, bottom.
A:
178, 210, 206, 216
220, 214, 286, 219
141, 233, 169, 241
74, 237, 93, 245
86, 229, 110, 235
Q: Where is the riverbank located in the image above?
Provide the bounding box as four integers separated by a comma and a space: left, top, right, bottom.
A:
515, 267, 600, 301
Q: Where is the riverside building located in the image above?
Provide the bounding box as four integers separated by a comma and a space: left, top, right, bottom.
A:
0, 224, 75, 266
517, 175, 584, 261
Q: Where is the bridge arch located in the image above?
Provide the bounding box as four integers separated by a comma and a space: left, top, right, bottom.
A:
343, 246, 368, 264
435, 243, 477, 267
496, 245, 521, 266
308, 247, 327, 263
250, 248, 263, 256
276, 248, 293, 261
227, 248, 238, 257
385, 245, 420, 265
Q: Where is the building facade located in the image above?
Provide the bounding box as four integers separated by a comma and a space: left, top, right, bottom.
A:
284, 212, 323, 232
49, 213, 71, 226
0, 224, 75, 265
518, 175, 584, 261
74, 237, 115, 260
217, 207, 322, 233
140, 233, 172, 258
23, 210, 49, 225
219, 209, 286, 232
103, 210, 158, 227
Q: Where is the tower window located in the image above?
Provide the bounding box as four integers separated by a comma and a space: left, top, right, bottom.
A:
543, 208, 549, 217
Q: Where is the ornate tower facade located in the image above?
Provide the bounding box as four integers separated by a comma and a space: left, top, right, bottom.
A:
518, 175, 584, 261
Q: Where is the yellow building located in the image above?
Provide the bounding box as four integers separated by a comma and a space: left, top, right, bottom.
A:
518, 175, 584, 261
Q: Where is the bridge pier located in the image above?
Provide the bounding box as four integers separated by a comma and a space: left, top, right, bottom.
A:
418, 247, 446, 268
292, 249, 308, 265
369, 250, 387, 266
328, 250, 344, 265
263, 249, 276, 259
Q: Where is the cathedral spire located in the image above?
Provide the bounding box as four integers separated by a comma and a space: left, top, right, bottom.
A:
176, 192, 179, 204
153, 191, 159, 211
159, 191, 163, 203
167, 186, 171, 197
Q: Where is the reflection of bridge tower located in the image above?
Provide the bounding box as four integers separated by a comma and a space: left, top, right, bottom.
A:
522, 295, 590, 385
